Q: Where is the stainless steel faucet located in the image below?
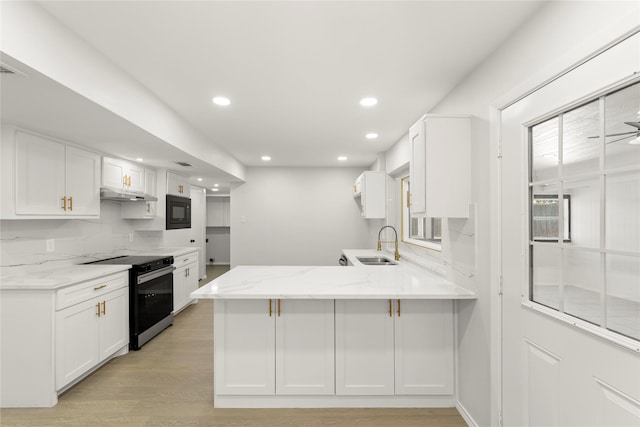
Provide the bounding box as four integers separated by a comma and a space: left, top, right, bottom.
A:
377, 225, 400, 261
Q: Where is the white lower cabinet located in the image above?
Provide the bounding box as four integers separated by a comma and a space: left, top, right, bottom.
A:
335, 299, 394, 395
335, 299, 454, 396
173, 251, 199, 314
56, 282, 129, 390
214, 299, 335, 396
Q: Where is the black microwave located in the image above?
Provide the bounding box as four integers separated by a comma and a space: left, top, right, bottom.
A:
166, 195, 191, 229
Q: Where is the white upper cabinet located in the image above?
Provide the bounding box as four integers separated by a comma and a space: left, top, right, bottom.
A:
353, 171, 386, 219
11, 130, 100, 218
102, 156, 145, 194
166, 171, 190, 197
121, 168, 158, 219
409, 115, 471, 218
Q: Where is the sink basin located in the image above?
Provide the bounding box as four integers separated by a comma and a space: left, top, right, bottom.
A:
356, 256, 398, 266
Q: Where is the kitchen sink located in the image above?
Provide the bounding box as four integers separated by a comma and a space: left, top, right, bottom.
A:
356, 256, 398, 266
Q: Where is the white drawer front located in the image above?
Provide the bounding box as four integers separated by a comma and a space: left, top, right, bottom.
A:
173, 252, 198, 269
56, 272, 128, 310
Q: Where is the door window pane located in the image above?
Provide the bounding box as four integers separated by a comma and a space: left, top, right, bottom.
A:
606, 171, 640, 253
563, 177, 600, 248
562, 249, 601, 326
531, 245, 562, 310
531, 117, 559, 181
563, 100, 600, 176
606, 254, 640, 340
605, 82, 640, 169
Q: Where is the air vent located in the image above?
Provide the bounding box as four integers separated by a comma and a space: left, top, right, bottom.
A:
175, 161, 193, 167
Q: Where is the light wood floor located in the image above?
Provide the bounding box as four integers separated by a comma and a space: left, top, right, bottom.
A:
0, 265, 468, 427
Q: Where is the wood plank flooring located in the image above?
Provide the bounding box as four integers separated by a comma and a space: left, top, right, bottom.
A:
0, 265, 468, 427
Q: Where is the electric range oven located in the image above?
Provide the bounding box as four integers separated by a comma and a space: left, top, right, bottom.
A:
86, 255, 174, 350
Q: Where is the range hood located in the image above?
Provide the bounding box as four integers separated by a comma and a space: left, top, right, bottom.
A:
100, 188, 158, 202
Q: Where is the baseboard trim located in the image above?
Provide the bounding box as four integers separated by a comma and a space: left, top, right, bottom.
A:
456, 400, 478, 427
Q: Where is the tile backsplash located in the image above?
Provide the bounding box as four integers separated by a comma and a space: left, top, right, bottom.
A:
0, 201, 163, 270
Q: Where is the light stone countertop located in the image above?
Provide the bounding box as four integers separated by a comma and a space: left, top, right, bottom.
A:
0, 264, 130, 291
191, 249, 476, 300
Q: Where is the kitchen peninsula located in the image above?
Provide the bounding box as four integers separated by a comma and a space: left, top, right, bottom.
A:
191, 250, 476, 408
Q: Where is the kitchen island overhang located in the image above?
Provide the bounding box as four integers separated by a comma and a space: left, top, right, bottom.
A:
191, 261, 476, 409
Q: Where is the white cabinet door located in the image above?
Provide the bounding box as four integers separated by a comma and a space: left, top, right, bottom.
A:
98, 287, 129, 361
15, 131, 66, 215
102, 157, 126, 190
126, 163, 145, 194
214, 299, 276, 395
172, 265, 187, 313
394, 300, 454, 395
65, 146, 101, 216
184, 262, 198, 304
145, 168, 157, 217
335, 299, 395, 395
167, 171, 190, 197
409, 115, 471, 218
275, 299, 334, 395
409, 119, 427, 215
55, 298, 100, 389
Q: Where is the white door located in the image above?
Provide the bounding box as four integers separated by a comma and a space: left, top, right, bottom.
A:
55, 298, 100, 389
15, 131, 66, 215
499, 35, 640, 426
65, 146, 101, 216
335, 299, 394, 395
275, 299, 334, 395
190, 187, 206, 279
394, 299, 454, 395
214, 299, 275, 395
98, 287, 128, 360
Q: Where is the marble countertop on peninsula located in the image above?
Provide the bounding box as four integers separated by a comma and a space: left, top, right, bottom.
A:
191, 250, 476, 300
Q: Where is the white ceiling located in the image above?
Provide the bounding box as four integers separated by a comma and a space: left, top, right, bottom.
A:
3, 1, 547, 192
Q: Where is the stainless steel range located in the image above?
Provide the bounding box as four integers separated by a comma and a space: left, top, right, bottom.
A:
86, 255, 174, 350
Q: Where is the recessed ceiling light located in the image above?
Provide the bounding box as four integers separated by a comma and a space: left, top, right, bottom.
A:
211, 188, 219, 192
214, 183, 219, 187
261, 155, 271, 161
197, 178, 203, 182
136, 158, 143, 162
365, 133, 379, 139
212, 96, 231, 106
338, 156, 347, 161
359, 97, 378, 107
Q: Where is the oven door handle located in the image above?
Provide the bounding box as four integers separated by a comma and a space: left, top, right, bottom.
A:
137, 266, 176, 284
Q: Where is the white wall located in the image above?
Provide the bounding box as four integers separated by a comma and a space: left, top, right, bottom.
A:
230, 167, 371, 266
380, 2, 640, 426
206, 228, 231, 265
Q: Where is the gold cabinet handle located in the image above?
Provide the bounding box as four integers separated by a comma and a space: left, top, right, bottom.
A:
353, 184, 357, 193
123, 175, 128, 186
69, 196, 73, 211
128, 176, 132, 187
397, 299, 401, 317
93, 284, 107, 291
406, 191, 411, 208
277, 299, 281, 317
101, 301, 106, 315
388, 299, 392, 317
96, 302, 101, 317
269, 299, 272, 317
61, 196, 67, 211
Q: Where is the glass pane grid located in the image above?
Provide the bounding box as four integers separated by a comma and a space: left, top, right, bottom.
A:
528, 81, 640, 343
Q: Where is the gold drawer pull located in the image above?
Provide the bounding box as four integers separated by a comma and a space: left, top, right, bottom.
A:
61, 196, 67, 211
397, 299, 401, 317
101, 301, 106, 315
94, 284, 107, 291
269, 299, 272, 317
96, 303, 101, 317
277, 299, 281, 317
69, 196, 73, 211
388, 299, 392, 317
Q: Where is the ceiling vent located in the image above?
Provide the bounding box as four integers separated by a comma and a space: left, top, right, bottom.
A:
175, 161, 193, 167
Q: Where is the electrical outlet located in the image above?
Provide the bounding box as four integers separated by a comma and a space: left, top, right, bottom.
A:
46, 239, 55, 252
